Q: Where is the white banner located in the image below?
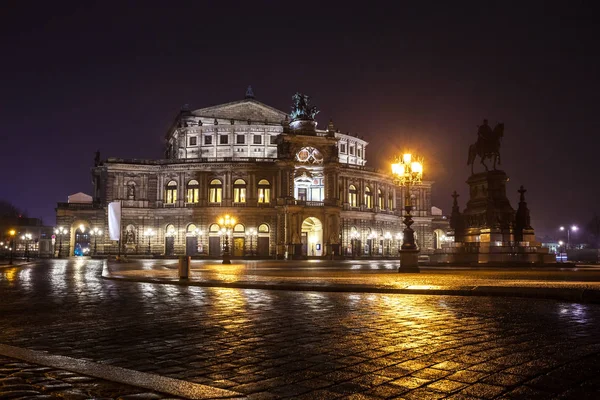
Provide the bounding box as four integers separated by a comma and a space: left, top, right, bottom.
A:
108, 201, 122, 241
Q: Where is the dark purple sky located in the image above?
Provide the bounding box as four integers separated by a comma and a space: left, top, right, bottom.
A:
1, 1, 598, 238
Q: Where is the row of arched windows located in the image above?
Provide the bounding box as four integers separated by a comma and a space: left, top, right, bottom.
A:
161, 223, 271, 235
348, 185, 392, 209
164, 179, 271, 204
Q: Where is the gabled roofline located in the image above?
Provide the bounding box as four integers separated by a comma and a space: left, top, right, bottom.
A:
191, 98, 288, 118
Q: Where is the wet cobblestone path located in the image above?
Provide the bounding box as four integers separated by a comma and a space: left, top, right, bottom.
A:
2, 259, 600, 399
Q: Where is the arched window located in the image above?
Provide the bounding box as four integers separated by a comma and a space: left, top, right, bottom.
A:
165, 180, 177, 204
258, 223, 269, 233
186, 223, 199, 236
388, 192, 394, 210
165, 224, 176, 237
186, 180, 199, 203
378, 189, 384, 209
209, 223, 220, 233
233, 179, 247, 203
348, 185, 357, 207
257, 179, 271, 204
233, 223, 245, 233
365, 186, 373, 209
209, 179, 222, 203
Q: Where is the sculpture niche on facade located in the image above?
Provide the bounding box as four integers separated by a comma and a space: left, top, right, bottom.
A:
467, 119, 504, 174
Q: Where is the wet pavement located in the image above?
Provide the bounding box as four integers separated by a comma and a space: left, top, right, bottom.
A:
2, 259, 600, 398
0, 356, 173, 399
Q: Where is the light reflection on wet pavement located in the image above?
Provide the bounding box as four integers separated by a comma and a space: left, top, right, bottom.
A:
2, 259, 600, 398
108, 259, 600, 290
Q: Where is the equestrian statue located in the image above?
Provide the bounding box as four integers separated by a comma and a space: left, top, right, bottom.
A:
467, 119, 504, 174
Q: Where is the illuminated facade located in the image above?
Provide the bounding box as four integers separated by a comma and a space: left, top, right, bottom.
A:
56, 91, 448, 258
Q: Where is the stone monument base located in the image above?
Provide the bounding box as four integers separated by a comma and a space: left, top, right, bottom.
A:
430, 241, 555, 265
399, 249, 420, 272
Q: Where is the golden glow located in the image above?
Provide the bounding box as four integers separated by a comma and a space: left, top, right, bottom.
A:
79, 224, 85, 233
411, 161, 423, 174
391, 153, 424, 186
9, 229, 15, 236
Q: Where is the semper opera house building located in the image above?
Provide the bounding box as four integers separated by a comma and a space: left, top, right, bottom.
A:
56, 89, 448, 258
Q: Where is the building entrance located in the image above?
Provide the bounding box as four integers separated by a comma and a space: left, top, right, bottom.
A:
74, 224, 90, 256
301, 217, 323, 256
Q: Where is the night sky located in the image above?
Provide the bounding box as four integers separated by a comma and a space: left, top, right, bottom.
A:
1, 2, 598, 239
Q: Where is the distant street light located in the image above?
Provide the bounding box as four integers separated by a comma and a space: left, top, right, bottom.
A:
559, 225, 578, 250
246, 228, 257, 256
350, 230, 359, 258
384, 232, 392, 256
21, 233, 32, 261
54, 227, 67, 258
8, 229, 15, 265
144, 228, 155, 255
218, 215, 235, 264
90, 227, 103, 255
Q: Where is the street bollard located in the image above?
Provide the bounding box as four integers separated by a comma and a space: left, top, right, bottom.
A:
178, 255, 190, 280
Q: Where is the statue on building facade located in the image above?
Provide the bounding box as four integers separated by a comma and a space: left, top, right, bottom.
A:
467, 119, 504, 174
290, 92, 319, 121
125, 225, 136, 244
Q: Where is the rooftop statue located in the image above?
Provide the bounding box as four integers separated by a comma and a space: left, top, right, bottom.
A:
290, 92, 319, 121
467, 119, 504, 174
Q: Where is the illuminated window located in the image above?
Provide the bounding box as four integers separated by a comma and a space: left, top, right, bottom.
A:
165, 180, 177, 204
389, 192, 394, 210
349, 185, 357, 207
258, 223, 269, 233
378, 189, 384, 209
233, 224, 245, 233
209, 179, 222, 203
365, 186, 373, 209
233, 179, 247, 203
209, 223, 220, 233
186, 180, 199, 203
257, 179, 271, 204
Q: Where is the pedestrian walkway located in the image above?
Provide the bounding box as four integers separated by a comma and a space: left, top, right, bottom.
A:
103, 259, 600, 303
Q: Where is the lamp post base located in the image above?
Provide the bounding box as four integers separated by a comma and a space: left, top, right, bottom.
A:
222, 254, 231, 264
398, 249, 420, 273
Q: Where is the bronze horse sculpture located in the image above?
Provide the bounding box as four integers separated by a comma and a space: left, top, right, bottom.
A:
467, 121, 504, 174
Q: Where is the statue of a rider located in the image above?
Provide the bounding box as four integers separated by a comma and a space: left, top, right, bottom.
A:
468, 119, 504, 173
477, 119, 494, 153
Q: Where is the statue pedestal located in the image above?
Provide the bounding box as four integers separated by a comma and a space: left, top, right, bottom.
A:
125, 244, 137, 254
430, 170, 555, 265
398, 249, 420, 273
289, 119, 317, 135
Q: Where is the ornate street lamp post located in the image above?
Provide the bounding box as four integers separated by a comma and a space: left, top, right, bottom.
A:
90, 227, 103, 255
144, 228, 155, 255
54, 226, 67, 258
391, 153, 423, 273
218, 215, 235, 264
246, 228, 257, 256
8, 229, 15, 265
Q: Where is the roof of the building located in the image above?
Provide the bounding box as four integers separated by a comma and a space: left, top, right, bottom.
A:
191, 98, 288, 123
68, 192, 93, 203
